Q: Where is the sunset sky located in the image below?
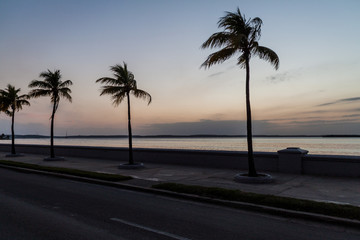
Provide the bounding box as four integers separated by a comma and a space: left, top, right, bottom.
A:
1, 0, 360, 136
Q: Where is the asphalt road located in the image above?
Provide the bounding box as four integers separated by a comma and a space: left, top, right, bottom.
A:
0, 168, 359, 240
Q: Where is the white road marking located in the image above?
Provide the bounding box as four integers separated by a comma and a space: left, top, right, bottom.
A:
110, 217, 191, 240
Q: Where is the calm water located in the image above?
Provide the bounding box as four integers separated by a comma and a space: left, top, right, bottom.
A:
2, 137, 360, 156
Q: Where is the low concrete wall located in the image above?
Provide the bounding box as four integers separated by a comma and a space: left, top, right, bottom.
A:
0, 144, 359, 177
0, 143, 278, 171
303, 155, 360, 177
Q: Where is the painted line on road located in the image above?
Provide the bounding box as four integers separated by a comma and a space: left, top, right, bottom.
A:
110, 217, 191, 240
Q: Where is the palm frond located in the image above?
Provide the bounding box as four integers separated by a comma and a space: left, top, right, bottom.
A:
16, 99, 30, 106
111, 91, 127, 106
59, 91, 72, 102
201, 32, 232, 49
17, 94, 30, 100
51, 94, 60, 105
250, 17, 263, 39
95, 77, 118, 85
97, 62, 152, 107
4, 109, 12, 117
99, 86, 126, 96
0, 101, 6, 112
250, 17, 262, 26
59, 87, 72, 94
29, 69, 72, 110
127, 72, 135, 81
201, 47, 237, 69
0, 85, 30, 113
110, 64, 124, 74
15, 99, 30, 111
236, 53, 248, 69
39, 69, 61, 80
28, 80, 52, 89
218, 8, 245, 30
110, 65, 125, 79
132, 89, 152, 105
201, 7, 279, 72
112, 73, 123, 82
59, 80, 73, 88
0, 97, 10, 111
255, 46, 280, 70
109, 63, 135, 85
28, 89, 52, 98
38, 69, 52, 78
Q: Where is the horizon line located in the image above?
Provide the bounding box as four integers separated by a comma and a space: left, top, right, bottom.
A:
5, 134, 360, 139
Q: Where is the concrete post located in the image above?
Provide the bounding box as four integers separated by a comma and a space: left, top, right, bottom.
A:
277, 147, 309, 174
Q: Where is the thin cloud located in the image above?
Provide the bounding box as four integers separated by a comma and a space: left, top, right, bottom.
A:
300, 110, 329, 114
137, 118, 360, 135
139, 120, 244, 135
342, 114, 360, 118
208, 71, 224, 78
266, 71, 292, 83
138, 119, 278, 135
317, 97, 360, 107
266, 116, 323, 122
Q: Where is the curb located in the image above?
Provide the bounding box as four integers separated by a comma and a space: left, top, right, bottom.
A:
1, 164, 360, 229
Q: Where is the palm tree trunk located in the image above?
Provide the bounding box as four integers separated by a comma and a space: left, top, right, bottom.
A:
11, 108, 15, 155
127, 92, 134, 165
50, 100, 56, 158
245, 59, 258, 177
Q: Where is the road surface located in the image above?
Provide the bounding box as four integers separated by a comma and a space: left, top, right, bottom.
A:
0, 168, 359, 240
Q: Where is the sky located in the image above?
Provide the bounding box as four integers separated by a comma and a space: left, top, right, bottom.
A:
0, 0, 360, 136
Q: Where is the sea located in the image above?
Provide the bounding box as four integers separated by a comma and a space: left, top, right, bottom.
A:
2, 136, 360, 156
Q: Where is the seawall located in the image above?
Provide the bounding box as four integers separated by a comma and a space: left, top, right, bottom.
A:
0, 144, 359, 177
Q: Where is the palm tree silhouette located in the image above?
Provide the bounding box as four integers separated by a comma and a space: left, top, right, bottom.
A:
96, 62, 151, 165
201, 8, 279, 177
0, 84, 30, 155
28, 70, 73, 159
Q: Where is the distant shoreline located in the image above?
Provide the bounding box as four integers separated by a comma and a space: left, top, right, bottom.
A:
8, 134, 360, 139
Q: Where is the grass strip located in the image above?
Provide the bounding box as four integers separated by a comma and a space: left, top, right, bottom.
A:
0, 160, 132, 182
153, 183, 360, 221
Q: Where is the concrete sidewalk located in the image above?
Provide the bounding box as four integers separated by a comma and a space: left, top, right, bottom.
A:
1, 151, 360, 207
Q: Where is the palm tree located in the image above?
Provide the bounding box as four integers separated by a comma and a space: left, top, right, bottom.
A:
201, 8, 279, 177
0, 84, 30, 155
96, 62, 151, 166
28, 70, 73, 159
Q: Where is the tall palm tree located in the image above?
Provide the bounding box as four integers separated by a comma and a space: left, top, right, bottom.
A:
0, 84, 30, 155
96, 62, 151, 165
28, 70, 73, 159
201, 8, 279, 177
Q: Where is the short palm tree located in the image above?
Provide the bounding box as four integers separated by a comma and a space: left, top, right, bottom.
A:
96, 62, 151, 165
0, 84, 30, 155
201, 8, 279, 177
28, 70, 73, 159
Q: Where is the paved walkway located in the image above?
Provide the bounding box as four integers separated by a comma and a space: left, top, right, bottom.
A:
1, 151, 360, 207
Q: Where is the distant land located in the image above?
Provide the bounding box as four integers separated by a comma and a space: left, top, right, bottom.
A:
7, 134, 360, 139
